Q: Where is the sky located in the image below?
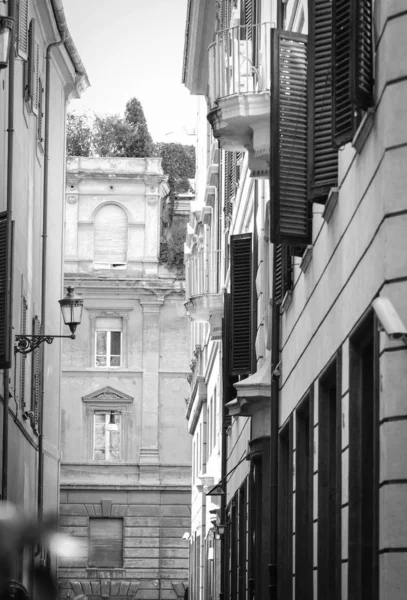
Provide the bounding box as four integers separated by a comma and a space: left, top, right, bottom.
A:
63, 0, 197, 145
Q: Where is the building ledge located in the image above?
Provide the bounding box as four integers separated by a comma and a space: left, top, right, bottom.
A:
228, 355, 271, 417
185, 293, 223, 339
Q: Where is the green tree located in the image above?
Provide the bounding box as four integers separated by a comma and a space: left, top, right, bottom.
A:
92, 114, 137, 157
66, 114, 92, 156
124, 97, 154, 157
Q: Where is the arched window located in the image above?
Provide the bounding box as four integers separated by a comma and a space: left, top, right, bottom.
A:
94, 204, 128, 267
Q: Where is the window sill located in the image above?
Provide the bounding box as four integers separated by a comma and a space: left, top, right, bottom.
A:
281, 290, 293, 313
299, 245, 313, 273
322, 187, 339, 223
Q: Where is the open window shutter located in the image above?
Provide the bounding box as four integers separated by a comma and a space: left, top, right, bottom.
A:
352, 0, 373, 110
18, 0, 29, 60
31, 315, 41, 432
308, 0, 338, 204
274, 244, 291, 305
89, 518, 123, 568
37, 78, 44, 142
94, 204, 128, 263
332, 0, 373, 146
270, 30, 310, 248
20, 297, 28, 410
33, 40, 40, 114
26, 20, 38, 112
230, 234, 252, 375
0, 213, 9, 369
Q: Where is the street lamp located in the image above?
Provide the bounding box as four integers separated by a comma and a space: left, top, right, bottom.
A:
105, 411, 119, 432
15, 286, 83, 355
0, 17, 14, 70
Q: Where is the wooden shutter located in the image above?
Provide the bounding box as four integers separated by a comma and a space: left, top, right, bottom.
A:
89, 518, 123, 568
270, 30, 311, 248
308, 0, 338, 204
274, 244, 292, 305
31, 315, 41, 432
26, 20, 38, 113
94, 204, 128, 263
230, 234, 252, 375
20, 296, 28, 410
18, 0, 29, 60
352, 0, 373, 110
332, 0, 373, 146
0, 212, 10, 369
37, 78, 44, 143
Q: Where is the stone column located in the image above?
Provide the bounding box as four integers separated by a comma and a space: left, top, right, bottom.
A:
139, 298, 163, 483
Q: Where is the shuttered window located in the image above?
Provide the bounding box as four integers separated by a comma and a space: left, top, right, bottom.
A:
37, 77, 44, 144
270, 30, 311, 248
17, 0, 29, 60
308, 0, 338, 204
230, 234, 252, 375
332, 0, 373, 146
25, 20, 39, 115
274, 244, 292, 305
20, 297, 28, 411
89, 518, 123, 568
0, 214, 7, 369
94, 204, 128, 265
31, 315, 42, 432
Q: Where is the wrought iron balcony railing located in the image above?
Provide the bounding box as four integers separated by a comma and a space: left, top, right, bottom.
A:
208, 23, 272, 109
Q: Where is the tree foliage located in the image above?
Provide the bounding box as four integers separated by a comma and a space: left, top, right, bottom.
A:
66, 114, 92, 157
66, 97, 153, 159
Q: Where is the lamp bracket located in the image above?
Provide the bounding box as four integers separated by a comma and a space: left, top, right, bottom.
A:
15, 334, 75, 355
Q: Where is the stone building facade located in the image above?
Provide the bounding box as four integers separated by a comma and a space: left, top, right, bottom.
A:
58, 158, 191, 600
182, 1, 407, 600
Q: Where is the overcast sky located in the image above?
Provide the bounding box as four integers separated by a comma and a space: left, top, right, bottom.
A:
63, 0, 197, 144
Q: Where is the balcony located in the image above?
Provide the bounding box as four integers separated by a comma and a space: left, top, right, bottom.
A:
184, 249, 223, 340
207, 23, 272, 178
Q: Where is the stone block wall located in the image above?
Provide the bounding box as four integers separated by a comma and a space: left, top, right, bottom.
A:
58, 489, 190, 600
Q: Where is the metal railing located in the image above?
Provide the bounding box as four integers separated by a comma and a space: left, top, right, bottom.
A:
208, 23, 272, 109
185, 250, 222, 299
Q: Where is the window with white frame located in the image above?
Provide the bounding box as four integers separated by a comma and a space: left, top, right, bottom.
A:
93, 411, 122, 461
95, 317, 122, 367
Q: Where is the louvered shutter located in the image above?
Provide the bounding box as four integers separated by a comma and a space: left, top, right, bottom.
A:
274, 244, 291, 305
26, 20, 38, 113
270, 30, 311, 248
37, 78, 44, 143
0, 213, 10, 369
308, 0, 338, 204
332, 0, 373, 146
31, 315, 41, 432
94, 204, 128, 263
230, 234, 252, 375
18, 0, 29, 60
352, 0, 373, 110
20, 297, 27, 410
89, 518, 123, 568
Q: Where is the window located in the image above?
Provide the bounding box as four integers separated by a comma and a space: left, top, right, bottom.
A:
37, 77, 44, 145
89, 518, 123, 568
295, 393, 314, 600
349, 315, 378, 600
318, 355, 341, 600
95, 317, 122, 367
94, 204, 128, 268
93, 412, 122, 461
278, 417, 293, 600
25, 20, 39, 115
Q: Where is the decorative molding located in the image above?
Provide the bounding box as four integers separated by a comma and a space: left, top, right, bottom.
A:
146, 195, 159, 205
82, 386, 134, 404
66, 195, 78, 204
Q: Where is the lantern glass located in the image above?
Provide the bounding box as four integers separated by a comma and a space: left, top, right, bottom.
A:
59, 286, 83, 334
0, 17, 14, 69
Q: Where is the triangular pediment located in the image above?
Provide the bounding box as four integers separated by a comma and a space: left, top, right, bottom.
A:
82, 385, 133, 403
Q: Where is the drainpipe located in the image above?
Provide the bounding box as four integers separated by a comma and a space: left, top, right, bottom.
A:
37, 36, 64, 526
2, 0, 16, 503
220, 339, 227, 600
